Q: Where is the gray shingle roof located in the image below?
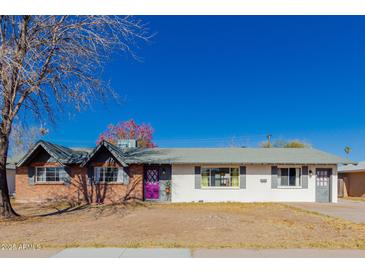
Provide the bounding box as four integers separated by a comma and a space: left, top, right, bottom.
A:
17, 140, 89, 167
120, 147, 352, 165
338, 161, 365, 173
17, 140, 353, 167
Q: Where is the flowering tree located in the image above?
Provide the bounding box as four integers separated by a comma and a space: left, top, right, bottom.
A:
97, 119, 156, 148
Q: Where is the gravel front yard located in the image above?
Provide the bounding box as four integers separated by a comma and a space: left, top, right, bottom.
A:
1, 202, 365, 249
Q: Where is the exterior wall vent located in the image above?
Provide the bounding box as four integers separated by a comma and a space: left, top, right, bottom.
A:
117, 139, 137, 148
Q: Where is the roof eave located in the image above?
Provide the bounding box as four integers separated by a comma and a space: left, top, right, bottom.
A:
126, 160, 345, 165
340, 160, 357, 165
338, 169, 365, 173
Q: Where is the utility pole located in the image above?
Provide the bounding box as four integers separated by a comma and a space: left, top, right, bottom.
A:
267, 134, 272, 148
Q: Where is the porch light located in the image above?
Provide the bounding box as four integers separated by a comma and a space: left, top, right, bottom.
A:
309, 170, 313, 177
162, 168, 166, 175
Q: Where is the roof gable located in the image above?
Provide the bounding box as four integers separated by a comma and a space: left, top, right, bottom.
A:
81, 140, 127, 167
17, 140, 88, 167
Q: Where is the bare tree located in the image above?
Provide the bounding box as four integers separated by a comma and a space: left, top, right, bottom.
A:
283, 140, 310, 148
9, 122, 48, 159
259, 139, 310, 148
0, 16, 151, 218
227, 136, 247, 148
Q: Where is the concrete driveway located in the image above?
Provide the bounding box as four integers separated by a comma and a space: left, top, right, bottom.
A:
287, 199, 365, 223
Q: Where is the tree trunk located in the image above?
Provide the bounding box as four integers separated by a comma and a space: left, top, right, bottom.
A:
0, 130, 18, 218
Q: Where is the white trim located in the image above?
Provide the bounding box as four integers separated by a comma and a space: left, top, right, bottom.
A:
94, 166, 127, 184
277, 186, 303, 189
278, 167, 302, 187
35, 166, 66, 183
200, 166, 240, 188
201, 187, 240, 190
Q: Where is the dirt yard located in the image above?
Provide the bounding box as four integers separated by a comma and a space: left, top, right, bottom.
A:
1, 202, 365, 249
343, 197, 365, 202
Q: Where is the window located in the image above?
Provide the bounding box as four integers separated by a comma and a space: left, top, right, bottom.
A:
35, 167, 67, 182
94, 167, 128, 183
278, 167, 301, 187
201, 167, 239, 188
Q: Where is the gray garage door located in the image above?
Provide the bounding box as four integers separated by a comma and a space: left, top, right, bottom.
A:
315, 168, 331, 203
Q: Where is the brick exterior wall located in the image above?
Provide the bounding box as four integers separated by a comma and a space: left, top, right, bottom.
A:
15, 163, 144, 204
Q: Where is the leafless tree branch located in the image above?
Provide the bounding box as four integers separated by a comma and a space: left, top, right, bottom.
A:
0, 15, 151, 218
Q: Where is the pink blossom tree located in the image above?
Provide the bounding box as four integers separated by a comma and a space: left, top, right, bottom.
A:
97, 119, 156, 148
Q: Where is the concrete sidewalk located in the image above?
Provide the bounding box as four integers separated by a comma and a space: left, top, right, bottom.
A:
2, 248, 365, 258
0, 248, 61, 258
193, 249, 365, 258
52, 248, 192, 258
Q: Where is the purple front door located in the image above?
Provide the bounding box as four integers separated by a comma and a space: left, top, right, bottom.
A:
144, 167, 160, 200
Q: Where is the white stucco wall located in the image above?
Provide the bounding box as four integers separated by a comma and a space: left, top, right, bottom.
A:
171, 164, 338, 203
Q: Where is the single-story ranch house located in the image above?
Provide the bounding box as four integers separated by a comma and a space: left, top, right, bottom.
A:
15, 140, 352, 204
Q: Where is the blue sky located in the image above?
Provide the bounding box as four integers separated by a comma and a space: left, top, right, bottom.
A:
45, 16, 365, 160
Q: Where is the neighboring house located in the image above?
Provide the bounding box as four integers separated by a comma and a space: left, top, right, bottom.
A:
15, 140, 352, 204
6, 160, 16, 196
338, 162, 365, 197
6, 155, 28, 196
